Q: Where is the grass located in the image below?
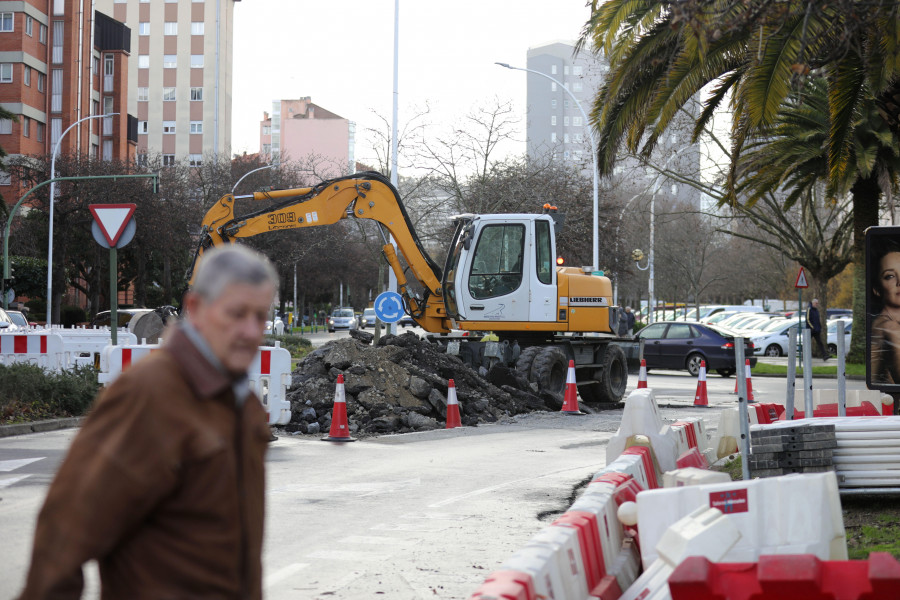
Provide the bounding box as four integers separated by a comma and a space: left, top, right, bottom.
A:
848, 520, 900, 560
263, 334, 312, 360
752, 362, 866, 377
0, 364, 100, 424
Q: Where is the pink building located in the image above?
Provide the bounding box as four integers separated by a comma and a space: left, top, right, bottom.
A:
260, 97, 355, 177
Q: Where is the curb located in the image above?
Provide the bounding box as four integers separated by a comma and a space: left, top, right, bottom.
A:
752, 373, 866, 381
0, 417, 84, 438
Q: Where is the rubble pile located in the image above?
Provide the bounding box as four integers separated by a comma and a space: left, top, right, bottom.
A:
285, 331, 558, 436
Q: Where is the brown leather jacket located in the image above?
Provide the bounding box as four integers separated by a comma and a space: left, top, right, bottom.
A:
19, 326, 271, 599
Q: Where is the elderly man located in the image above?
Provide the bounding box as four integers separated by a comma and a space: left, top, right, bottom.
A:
19, 245, 277, 600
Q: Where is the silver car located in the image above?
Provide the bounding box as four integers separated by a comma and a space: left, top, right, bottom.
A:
328, 307, 358, 333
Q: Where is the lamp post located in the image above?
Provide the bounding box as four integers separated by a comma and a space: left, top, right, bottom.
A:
495, 62, 600, 271
47, 113, 117, 325
232, 163, 277, 195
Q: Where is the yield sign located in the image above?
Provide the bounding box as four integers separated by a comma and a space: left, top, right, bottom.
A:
89, 204, 136, 246
795, 267, 809, 288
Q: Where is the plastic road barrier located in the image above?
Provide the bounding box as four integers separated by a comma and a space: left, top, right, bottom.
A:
635, 471, 847, 569
668, 553, 900, 600
41, 327, 138, 369
0, 333, 67, 371
607, 389, 680, 473
662, 467, 731, 488
98, 342, 293, 426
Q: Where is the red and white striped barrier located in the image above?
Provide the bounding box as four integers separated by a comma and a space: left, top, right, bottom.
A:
0, 333, 67, 370
98, 342, 293, 425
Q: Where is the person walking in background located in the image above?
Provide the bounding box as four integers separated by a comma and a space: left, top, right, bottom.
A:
625, 306, 636, 337
18, 245, 278, 600
807, 298, 829, 360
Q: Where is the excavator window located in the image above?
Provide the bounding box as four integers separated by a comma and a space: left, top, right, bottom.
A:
535, 220, 552, 285
468, 224, 524, 300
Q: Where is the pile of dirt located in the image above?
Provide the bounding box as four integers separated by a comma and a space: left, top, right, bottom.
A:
285, 331, 560, 436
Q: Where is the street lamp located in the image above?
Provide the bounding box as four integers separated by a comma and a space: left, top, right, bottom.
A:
495, 62, 600, 271
47, 113, 117, 324
232, 163, 278, 195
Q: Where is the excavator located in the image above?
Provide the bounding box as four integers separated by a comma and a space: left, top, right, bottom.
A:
187, 171, 637, 404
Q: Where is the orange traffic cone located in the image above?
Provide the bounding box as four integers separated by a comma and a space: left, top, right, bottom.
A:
745, 358, 755, 403
322, 374, 356, 442
445, 379, 462, 429
561, 360, 584, 415
694, 360, 709, 407
637, 359, 648, 389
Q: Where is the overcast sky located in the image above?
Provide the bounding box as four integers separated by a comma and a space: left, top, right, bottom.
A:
231, 1, 593, 166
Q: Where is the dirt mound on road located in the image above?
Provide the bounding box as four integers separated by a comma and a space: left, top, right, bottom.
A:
285, 332, 558, 436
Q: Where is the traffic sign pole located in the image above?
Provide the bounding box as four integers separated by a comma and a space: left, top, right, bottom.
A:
110, 246, 117, 345
795, 267, 809, 356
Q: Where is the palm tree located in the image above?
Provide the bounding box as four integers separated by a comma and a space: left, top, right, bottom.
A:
579, 0, 900, 361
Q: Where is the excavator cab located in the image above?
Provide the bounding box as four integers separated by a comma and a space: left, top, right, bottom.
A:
443, 214, 558, 325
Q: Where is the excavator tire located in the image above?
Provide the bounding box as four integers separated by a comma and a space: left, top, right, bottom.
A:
514, 346, 542, 383
594, 344, 628, 404
532, 347, 568, 403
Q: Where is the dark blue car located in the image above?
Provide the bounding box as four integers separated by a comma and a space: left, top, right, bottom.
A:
635, 322, 756, 377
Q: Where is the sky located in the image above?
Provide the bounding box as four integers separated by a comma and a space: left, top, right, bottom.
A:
231, 1, 593, 165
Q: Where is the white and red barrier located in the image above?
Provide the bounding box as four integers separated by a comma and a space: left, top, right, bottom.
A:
0, 333, 67, 370
98, 342, 293, 425
607, 389, 679, 473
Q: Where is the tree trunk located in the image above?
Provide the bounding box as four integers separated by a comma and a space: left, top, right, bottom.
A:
848, 174, 881, 363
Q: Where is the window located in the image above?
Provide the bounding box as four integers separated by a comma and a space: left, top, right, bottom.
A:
137, 87, 149, 101
0, 13, 13, 32
163, 87, 176, 101
102, 140, 112, 161
551, 99, 556, 109
51, 117, 61, 145
0, 119, 12, 134
164, 22, 177, 35
564, 133, 570, 143
138, 121, 148, 134
162, 121, 176, 134
665, 324, 695, 339
138, 55, 149, 69
102, 96, 113, 134
136, 153, 148, 167
52, 21, 63, 63
468, 224, 525, 300
23, 117, 29, 137
36, 121, 44, 141
551, 82, 556, 92
51, 69, 62, 111
191, 22, 204, 35
573, 65, 583, 76
0, 171, 10, 186
39, 24, 46, 43
92, 56, 99, 75
189, 154, 202, 166
163, 55, 177, 68
23, 66, 30, 86
0, 63, 12, 83
551, 132, 557, 143
262, 143, 271, 154
25, 16, 33, 36
550, 115, 556, 126
573, 116, 582, 127
535, 220, 552, 285
190, 87, 203, 100
563, 116, 569, 127
564, 100, 569, 109
564, 66, 570, 75
53, 0, 64, 10
551, 65, 557, 75
162, 154, 175, 167
574, 133, 583, 143
190, 55, 203, 68
104, 55, 114, 92
37, 72, 45, 92
190, 121, 202, 133
573, 81, 583, 92
92, 99, 98, 116
138, 22, 149, 35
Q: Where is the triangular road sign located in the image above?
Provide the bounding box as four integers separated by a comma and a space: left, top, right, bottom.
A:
89, 204, 136, 246
795, 267, 809, 288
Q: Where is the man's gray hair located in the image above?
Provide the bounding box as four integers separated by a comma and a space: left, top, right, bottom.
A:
192, 245, 278, 301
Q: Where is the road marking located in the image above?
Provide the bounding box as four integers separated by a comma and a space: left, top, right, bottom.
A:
0, 474, 31, 489
370, 522, 450, 532
405, 512, 473, 520
0, 457, 44, 472
338, 535, 418, 546
264, 563, 309, 589
306, 549, 394, 561
427, 463, 601, 508
270, 478, 420, 496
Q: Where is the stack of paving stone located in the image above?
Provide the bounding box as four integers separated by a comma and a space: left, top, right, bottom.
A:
748, 423, 837, 478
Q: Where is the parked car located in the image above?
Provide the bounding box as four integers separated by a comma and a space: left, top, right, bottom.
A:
398, 313, 416, 327
635, 322, 757, 377
360, 308, 377, 328
5, 309, 30, 329
827, 319, 852, 356
328, 307, 358, 333
0, 307, 21, 331
89, 308, 154, 328
751, 320, 801, 357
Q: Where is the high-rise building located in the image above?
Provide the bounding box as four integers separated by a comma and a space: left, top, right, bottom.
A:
0, 2, 135, 203
98, 0, 238, 166
260, 97, 355, 177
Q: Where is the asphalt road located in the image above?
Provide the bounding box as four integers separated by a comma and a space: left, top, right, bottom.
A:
0, 369, 861, 599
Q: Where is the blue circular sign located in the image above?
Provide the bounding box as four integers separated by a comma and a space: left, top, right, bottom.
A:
374, 291, 405, 323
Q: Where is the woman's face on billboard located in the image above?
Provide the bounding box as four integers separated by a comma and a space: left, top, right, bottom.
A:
877, 251, 900, 309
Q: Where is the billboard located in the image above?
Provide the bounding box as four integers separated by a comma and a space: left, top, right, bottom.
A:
866, 226, 900, 390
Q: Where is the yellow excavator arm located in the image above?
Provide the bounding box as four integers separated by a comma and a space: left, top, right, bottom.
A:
188, 172, 451, 332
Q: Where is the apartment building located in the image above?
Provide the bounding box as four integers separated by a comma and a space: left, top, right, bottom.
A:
260, 97, 355, 177
98, 0, 238, 165
0, 1, 135, 203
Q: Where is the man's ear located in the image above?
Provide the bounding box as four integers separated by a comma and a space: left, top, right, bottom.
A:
183, 291, 201, 316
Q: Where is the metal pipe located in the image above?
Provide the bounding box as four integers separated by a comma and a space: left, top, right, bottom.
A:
837, 319, 846, 416
735, 338, 750, 481
785, 326, 798, 419
803, 328, 814, 417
